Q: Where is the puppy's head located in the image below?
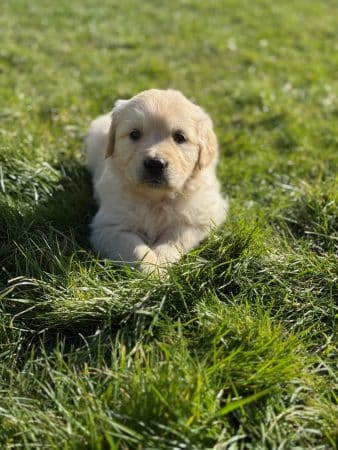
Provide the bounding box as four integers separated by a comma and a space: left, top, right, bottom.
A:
106, 89, 218, 195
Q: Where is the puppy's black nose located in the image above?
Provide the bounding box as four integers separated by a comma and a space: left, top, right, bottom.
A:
143, 157, 168, 175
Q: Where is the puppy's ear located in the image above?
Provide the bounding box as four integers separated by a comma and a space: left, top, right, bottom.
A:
197, 113, 218, 170
106, 99, 129, 158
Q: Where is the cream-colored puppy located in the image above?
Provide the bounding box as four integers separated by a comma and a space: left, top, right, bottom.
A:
86, 89, 228, 274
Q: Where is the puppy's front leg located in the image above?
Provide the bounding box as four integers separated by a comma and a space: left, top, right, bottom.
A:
153, 226, 207, 266
90, 225, 159, 273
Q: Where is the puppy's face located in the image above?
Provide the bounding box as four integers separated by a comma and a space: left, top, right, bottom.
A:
106, 89, 218, 195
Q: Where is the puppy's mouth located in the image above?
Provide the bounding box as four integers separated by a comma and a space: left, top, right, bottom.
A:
141, 175, 169, 189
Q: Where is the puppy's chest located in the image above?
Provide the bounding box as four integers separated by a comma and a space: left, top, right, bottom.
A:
126, 202, 180, 243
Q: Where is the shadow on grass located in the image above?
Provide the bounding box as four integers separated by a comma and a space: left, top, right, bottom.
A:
0, 157, 105, 353
0, 158, 95, 287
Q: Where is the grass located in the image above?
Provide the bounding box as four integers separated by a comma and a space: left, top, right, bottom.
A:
0, 0, 337, 448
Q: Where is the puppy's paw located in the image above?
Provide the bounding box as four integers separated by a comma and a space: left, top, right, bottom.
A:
153, 243, 181, 265
139, 260, 169, 278
134, 247, 164, 277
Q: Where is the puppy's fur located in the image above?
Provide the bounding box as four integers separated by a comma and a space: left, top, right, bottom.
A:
86, 89, 228, 273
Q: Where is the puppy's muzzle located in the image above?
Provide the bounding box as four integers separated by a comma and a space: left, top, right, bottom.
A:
142, 157, 168, 186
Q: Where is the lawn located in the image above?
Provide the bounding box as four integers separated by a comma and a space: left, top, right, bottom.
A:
0, 0, 337, 448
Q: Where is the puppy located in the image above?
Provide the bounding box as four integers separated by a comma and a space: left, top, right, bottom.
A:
85, 89, 228, 274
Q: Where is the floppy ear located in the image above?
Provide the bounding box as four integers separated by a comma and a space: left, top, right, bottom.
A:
105, 99, 129, 158
197, 113, 218, 170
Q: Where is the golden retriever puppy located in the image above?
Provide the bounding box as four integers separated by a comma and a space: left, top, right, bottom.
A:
86, 89, 228, 274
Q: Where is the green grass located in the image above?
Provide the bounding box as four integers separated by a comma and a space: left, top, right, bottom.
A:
1, 0, 337, 448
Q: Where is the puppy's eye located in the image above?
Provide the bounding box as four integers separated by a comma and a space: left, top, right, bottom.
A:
173, 131, 186, 144
129, 129, 142, 141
